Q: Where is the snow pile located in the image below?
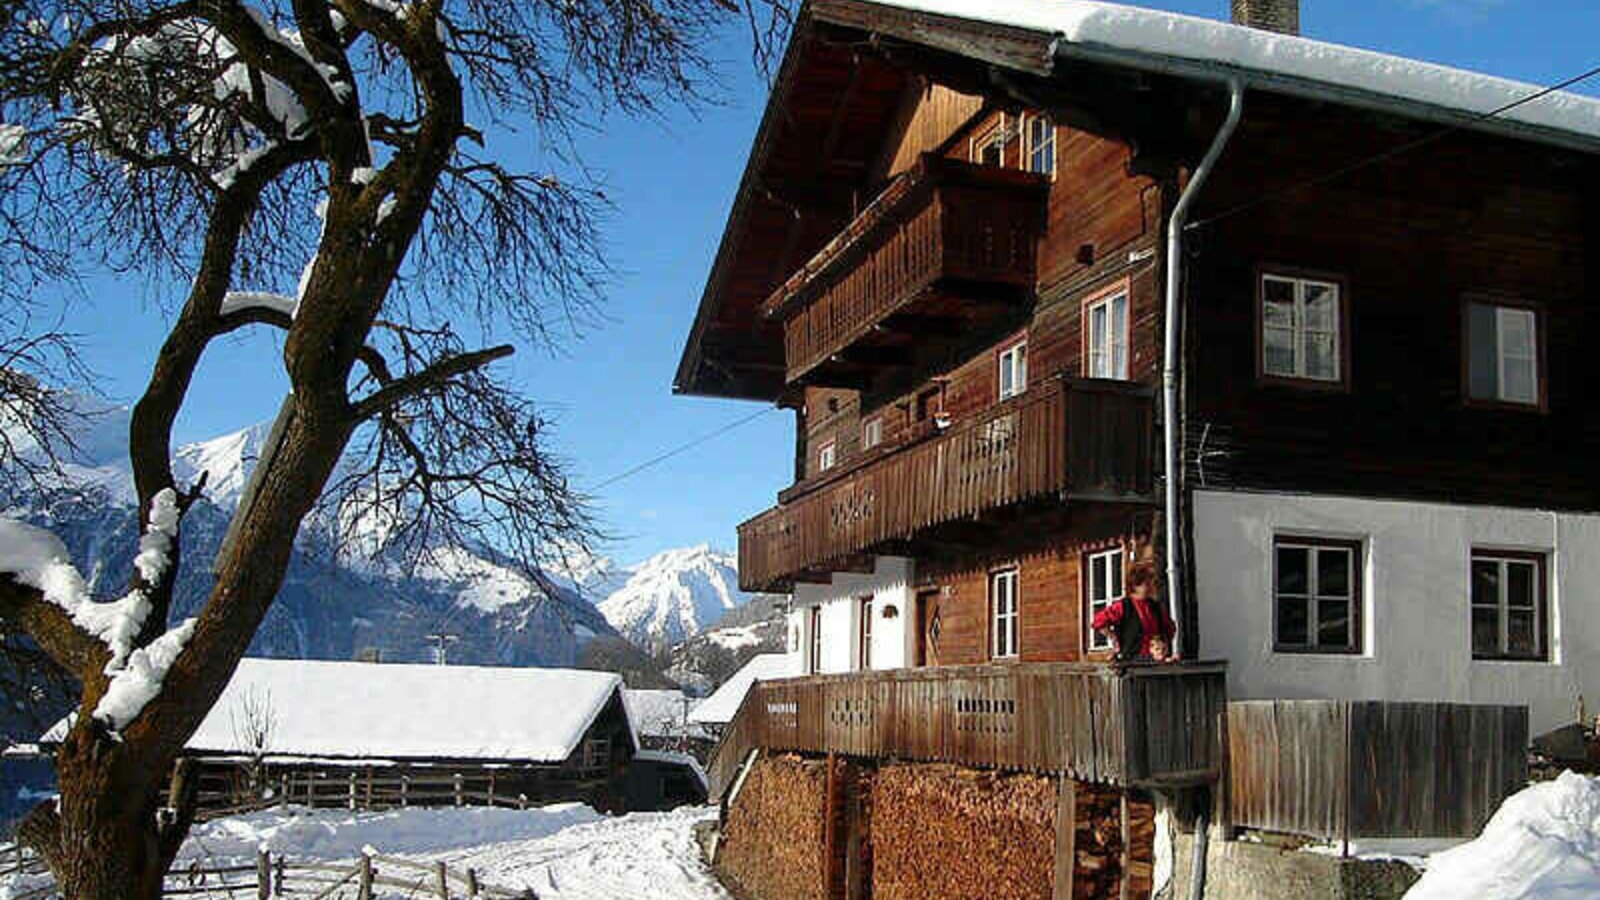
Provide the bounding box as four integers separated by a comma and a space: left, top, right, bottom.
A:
183, 658, 628, 762
596, 545, 751, 647
0, 123, 24, 164
879, 0, 1600, 143
177, 804, 603, 863
1405, 772, 1600, 900
687, 653, 800, 726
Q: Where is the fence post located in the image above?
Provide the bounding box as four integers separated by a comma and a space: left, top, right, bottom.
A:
279, 773, 289, 808
275, 856, 286, 894
453, 772, 464, 808
256, 849, 270, 900
518, 793, 528, 811
365, 767, 374, 809
487, 771, 496, 807
436, 860, 451, 899
348, 772, 358, 811
402, 775, 410, 808
358, 854, 374, 900
466, 867, 480, 898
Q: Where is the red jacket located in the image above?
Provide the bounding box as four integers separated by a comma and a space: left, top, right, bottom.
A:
1091, 595, 1175, 659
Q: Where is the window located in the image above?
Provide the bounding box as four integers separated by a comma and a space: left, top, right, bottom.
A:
862, 417, 883, 451
990, 569, 1020, 659
972, 116, 1009, 167
808, 607, 823, 674
1025, 115, 1055, 176
1085, 289, 1129, 380
1261, 273, 1344, 385
1273, 537, 1361, 654
1466, 301, 1542, 407
998, 340, 1028, 400
1085, 548, 1124, 652
818, 441, 836, 472
861, 599, 874, 669
1471, 550, 1548, 661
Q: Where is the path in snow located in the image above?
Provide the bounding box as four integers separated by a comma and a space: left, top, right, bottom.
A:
406, 806, 730, 900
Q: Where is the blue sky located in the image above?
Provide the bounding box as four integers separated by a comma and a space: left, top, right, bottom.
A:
38, 0, 1600, 564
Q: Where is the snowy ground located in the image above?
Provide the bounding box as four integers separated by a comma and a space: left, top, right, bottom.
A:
4, 804, 731, 900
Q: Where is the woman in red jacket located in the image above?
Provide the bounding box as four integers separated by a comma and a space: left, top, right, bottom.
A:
1090, 561, 1177, 662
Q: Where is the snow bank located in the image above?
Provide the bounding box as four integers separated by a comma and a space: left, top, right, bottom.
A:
1405, 772, 1600, 900
177, 804, 604, 863
875, 0, 1600, 144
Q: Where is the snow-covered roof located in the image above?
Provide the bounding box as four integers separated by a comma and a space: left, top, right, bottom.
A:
45, 659, 629, 763
633, 749, 709, 790
865, 0, 1600, 150
686, 654, 800, 726
623, 689, 699, 739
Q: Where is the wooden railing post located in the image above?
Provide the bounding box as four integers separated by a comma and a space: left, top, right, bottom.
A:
402, 774, 410, 808
348, 771, 358, 811
453, 772, 464, 807
487, 771, 496, 807
256, 849, 271, 900
358, 854, 374, 900
436, 860, 451, 899
274, 856, 286, 895
466, 867, 480, 898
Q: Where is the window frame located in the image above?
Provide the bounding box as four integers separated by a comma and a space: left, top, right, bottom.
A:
1083, 547, 1125, 654
1271, 535, 1364, 656
989, 567, 1021, 660
1024, 113, 1056, 178
861, 416, 883, 451
1255, 267, 1352, 392
858, 596, 874, 670
1082, 280, 1132, 381
1470, 548, 1550, 662
1461, 297, 1548, 413
970, 114, 1010, 168
808, 606, 823, 674
817, 440, 837, 473
997, 337, 1028, 401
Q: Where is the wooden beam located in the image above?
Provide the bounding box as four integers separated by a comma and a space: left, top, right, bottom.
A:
833, 345, 916, 367
875, 313, 968, 337
1052, 778, 1078, 900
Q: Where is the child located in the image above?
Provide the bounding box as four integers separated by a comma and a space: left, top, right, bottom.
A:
1090, 561, 1178, 662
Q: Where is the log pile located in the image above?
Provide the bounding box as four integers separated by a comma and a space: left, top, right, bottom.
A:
1071, 785, 1125, 900
718, 754, 832, 900
868, 764, 1055, 900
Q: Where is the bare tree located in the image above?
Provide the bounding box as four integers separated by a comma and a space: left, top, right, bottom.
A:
227, 684, 275, 802
0, 0, 789, 897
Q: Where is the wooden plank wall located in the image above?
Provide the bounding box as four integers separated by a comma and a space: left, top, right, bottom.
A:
1226, 700, 1528, 841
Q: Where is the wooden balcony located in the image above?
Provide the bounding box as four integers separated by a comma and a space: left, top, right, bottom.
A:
764, 154, 1049, 390
705, 661, 1228, 801
737, 375, 1154, 592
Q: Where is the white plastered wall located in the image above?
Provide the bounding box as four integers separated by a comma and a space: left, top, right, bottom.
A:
788, 557, 916, 673
1193, 488, 1600, 736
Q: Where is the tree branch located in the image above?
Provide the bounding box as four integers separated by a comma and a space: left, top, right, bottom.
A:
0, 577, 108, 681
351, 344, 513, 419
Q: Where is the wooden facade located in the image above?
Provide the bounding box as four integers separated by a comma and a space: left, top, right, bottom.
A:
705, 661, 1227, 800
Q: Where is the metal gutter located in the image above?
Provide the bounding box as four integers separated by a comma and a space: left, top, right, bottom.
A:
1050, 40, 1600, 156
1161, 78, 1244, 663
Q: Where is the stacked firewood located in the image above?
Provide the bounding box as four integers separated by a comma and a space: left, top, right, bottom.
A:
868, 764, 1055, 900
719, 754, 831, 900
1072, 785, 1125, 900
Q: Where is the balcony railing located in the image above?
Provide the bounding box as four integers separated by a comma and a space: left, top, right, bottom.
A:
705, 661, 1228, 801
765, 154, 1049, 388
736, 375, 1153, 592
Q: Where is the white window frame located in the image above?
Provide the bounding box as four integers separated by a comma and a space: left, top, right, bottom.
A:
1024, 114, 1055, 177
1470, 550, 1548, 661
970, 115, 1009, 167
858, 596, 873, 671
1085, 291, 1130, 380
818, 440, 836, 472
861, 417, 883, 451
998, 340, 1028, 400
990, 568, 1020, 659
1272, 537, 1361, 654
1261, 274, 1343, 384
1085, 548, 1124, 652
1468, 303, 1541, 407
808, 606, 823, 674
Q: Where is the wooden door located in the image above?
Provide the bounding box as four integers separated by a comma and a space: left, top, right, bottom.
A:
914, 589, 940, 667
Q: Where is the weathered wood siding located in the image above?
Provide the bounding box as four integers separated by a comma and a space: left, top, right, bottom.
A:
1226, 700, 1528, 841
1188, 94, 1600, 509
705, 662, 1227, 801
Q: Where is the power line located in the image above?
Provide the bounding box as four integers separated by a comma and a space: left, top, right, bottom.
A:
590, 406, 779, 491
1188, 62, 1600, 232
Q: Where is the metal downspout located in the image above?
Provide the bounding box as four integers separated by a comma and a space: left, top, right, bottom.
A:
1165, 79, 1244, 662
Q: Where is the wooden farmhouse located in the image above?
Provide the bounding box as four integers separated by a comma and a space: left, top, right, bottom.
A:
44, 659, 706, 815
676, 0, 1596, 897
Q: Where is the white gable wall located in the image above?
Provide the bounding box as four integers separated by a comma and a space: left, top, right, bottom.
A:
1194, 488, 1600, 736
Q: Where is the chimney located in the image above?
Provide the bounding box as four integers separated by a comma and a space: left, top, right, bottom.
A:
1231, 0, 1299, 35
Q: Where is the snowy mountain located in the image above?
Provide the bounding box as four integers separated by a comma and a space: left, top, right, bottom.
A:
594, 546, 754, 650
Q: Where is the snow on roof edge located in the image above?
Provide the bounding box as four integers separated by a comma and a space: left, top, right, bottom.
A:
854, 0, 1600, 151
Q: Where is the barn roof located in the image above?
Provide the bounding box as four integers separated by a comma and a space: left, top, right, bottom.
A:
47, 659, 631, 764
686, 653, 801, 726
674, 0, 1600, 400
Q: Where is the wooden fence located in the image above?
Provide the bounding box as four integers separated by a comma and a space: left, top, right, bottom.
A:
705, 661, 1227, 800
194, 761, 606, 818
736, 375, 1153, 592
1226, 700, 1528, 842
0, 845, 533, 900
